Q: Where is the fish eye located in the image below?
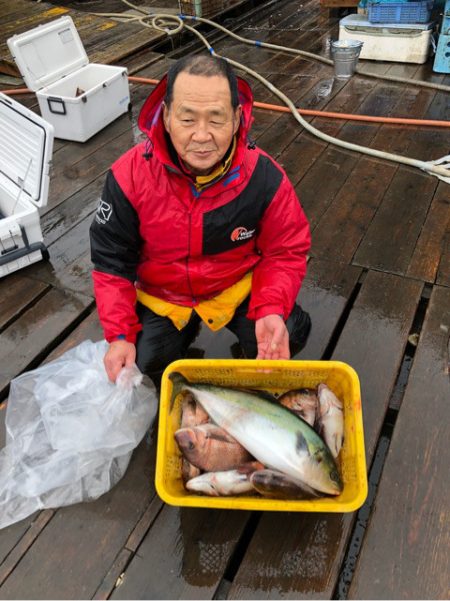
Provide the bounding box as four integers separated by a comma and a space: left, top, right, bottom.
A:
330, 469, 340, 484
188, 442, 195, 450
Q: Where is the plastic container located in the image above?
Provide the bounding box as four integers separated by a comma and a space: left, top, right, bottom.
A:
331, 40, 364, 78
7, 16, 130, 142
155, 359, 368, 513
339, 14, 434, 63
0, 92, 54, 278
368, 0, 434, 23
433, 0, 450, 72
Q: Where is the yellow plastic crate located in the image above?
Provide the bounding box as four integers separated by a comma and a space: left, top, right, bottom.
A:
156, 359, 368, 512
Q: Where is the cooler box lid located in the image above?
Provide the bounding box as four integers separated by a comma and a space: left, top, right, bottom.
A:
0, 92, 54, 208
340, 13, 434, 31
7, 16, 89, 91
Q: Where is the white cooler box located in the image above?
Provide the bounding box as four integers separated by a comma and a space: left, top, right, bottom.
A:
339, 14, 434, 64
7, 16, 130, 142
0, 93, 54, 278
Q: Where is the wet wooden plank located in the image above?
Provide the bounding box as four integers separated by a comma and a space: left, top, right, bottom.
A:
276, 62, 395, 195
309, 153, 396, 263
0, 438, 157, 600
332, 272, 423, 459
0, 0, 166, 78
0, 511, 55, 585
298, 69, 423, 229
110, 505, 251, 600
353, 168, 438, 275
0, 3, 70, 74
352, 74, 449, 276
298, 258, 362, 360
436, 231, 450, 288
41, 175, 105, 248
407, 182, 450, 284
349, 285, 450, 600
228, 271, 423, 599
222, 0, 337, 127
0, 287, 92, 397
26, 212, 95, 296
0, 275, 49, 331
310, 69, 445, 262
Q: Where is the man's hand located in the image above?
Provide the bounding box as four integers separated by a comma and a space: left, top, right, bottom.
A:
255, 314, 290, 360
104, 340, 136, 383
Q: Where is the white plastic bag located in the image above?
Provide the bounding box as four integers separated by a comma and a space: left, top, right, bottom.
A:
0, 340, 158, 530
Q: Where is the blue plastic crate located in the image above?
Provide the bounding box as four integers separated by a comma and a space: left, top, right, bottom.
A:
368, 0, 434, 22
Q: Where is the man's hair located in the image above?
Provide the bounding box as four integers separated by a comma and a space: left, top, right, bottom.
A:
164, 54, 239, 109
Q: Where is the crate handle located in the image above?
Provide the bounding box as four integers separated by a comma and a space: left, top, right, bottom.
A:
232, 366, 276, 375
47, 97, 66, 115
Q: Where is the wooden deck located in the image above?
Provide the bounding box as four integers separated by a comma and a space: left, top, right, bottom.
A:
0, 0, 449, 598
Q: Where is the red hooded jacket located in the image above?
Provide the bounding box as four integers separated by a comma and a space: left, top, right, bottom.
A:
90, 76, 311, 343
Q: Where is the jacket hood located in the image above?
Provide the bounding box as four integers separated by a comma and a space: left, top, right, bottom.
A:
137, 74, 255, 167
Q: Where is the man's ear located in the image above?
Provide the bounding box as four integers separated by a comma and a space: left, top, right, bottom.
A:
233, 105, 243, 135
162, 102, 170, 132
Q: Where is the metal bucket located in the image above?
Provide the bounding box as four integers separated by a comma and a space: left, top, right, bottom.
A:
331, 40, 364, 79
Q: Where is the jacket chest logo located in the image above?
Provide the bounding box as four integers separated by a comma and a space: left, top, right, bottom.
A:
231, 226, 255, 242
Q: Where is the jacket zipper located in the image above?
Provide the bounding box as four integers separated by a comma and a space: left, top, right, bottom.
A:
186, 209, 197, 304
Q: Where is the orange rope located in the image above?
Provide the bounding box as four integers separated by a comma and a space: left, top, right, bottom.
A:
2, 77, 449, 129
253, 100, 450, 128
128, 76, 160, 85
1, 88, 33, 95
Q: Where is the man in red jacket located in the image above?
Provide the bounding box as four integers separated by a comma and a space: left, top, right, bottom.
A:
90, 54, 311, 385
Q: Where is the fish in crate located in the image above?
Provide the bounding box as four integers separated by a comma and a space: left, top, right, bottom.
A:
171, 373, 344, 498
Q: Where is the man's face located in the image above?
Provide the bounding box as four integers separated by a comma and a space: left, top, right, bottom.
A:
163, 72, 242, 176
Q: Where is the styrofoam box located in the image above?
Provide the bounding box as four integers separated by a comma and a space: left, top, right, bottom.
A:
0, 93, 54, 278
7, 16, 130, 142
339, 14, 434, 63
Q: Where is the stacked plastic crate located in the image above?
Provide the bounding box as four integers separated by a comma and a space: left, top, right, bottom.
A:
433, 0, 450, 71
366, 0, 434, 23
339, 0, 435, 62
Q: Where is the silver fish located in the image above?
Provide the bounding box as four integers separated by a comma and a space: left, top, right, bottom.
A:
317, 383, 344, 459
185, 462, 261, 496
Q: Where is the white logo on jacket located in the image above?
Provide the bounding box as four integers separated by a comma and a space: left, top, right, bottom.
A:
231, 226, 255, 242
96, 200, 112, 224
